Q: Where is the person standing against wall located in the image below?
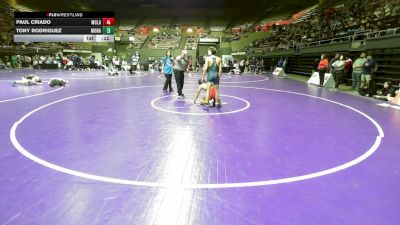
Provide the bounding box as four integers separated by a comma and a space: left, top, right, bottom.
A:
130, 52, 140, 74
361, 54, 377, 90
344, 56, 353, 81
249, 57, 257, 74
352, 53, 367, 92
331, 55, 345, 91
239, 58, 245, 74
317, 54, 329, 87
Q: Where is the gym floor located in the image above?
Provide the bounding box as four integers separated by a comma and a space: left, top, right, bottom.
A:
0, 69, 399, 225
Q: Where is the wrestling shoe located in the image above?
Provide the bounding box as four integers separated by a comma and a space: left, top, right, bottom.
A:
216, 99, 222, 109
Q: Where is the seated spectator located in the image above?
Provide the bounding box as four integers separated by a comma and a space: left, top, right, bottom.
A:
387, 82, 400, 104
359, 80, 376, 97
64, 58, 74, 70
249, 57, 257, 74
229, 61, 241, 75
373, 81, 397, 100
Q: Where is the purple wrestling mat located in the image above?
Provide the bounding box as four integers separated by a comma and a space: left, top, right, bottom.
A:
0, 69, 399, 225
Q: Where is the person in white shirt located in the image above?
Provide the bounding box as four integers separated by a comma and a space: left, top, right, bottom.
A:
121, 59, 129, 71
331, 55, 345, 91
113, 56, 121, 70
232, 62, 241, 74
239, 59, 245, 74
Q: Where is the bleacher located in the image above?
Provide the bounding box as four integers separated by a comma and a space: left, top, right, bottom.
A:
272, 48, 400, 86
285, 55, 319, 76
210, 26, 226, 32
0, 1, 15, 47
61, 43, 85, 50
174, 17, 205, 27
147, 34, 181, 50
184, 35, 198, 50
371, 49, 400, 84
210, 16, 228, 32
141, 17, 172, 27
245, 0, 400, 54
127, 34, 149, 49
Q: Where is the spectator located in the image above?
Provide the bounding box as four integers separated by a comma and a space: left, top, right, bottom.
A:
330, 53, 340, 73
361, 54, 377, 89
331, 55, 345, 91
388, 83, 400, 105
277, 57, 284, 68
282, 57, 288, 72
256, 58, 264, 74
373, 81, 396, 100
352, 53, 367, 92
344, 56, 353, 80
228, 58, 234, 74
130, 52, 140, 74
242, 0, 400, 54
317, 54, 329, 87
358, 80, 375, 97
245, 58, 250, 72
239, 59, 245, 74
249, 57, 257, 73
11, 55, 17, 68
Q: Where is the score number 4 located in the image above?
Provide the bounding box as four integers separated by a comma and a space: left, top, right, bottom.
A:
102, 18, 115, 26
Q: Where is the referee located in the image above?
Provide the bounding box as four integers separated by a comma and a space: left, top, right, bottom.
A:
173, 49, 189, 98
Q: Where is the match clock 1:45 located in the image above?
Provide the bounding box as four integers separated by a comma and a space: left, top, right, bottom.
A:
103, 26, 114, 34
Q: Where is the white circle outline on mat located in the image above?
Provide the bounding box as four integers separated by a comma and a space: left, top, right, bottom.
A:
151, 94, 250, 115
0, 86, 64, 103
157, 74, 269, 84
186, 74, 233, 80
158, 74, 233, 80
67, 72, 149, 79
0, 71, 148, 81
10, 85, 384, 189
71, 73, 105, 77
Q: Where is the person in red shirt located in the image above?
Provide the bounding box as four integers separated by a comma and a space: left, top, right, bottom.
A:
317, 54, 329, 87
344, 56, 353, 80
194, 79, 218, 107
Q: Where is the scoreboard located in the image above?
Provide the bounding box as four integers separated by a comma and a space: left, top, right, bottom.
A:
14, 12, 115, 43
